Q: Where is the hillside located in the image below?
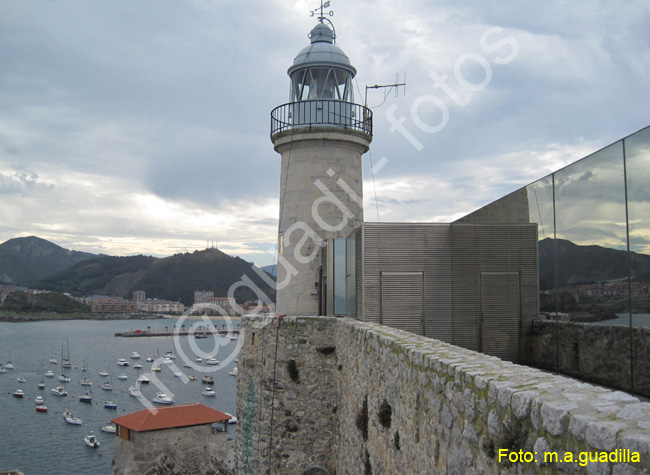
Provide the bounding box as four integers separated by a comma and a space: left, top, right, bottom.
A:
538, 238, 650, 289
34, 248, 276, 306
0, 290, 91, 314
0, 236, 99, 285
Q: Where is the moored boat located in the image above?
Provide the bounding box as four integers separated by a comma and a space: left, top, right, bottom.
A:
12, 389, 24, 398
63, 409, 82, 425
130, 351, 141, 359
117, 374, 128, 380
205, 358, 220, 365
137, 374, 150, 384
202, 387, 216, 397
36, 405, 48, 413
35, 395, 44, 405
51, 386, 67, 396
79, 392, 92, 403
129, 386, 142, 397
101, 423, 117, 433
84, 431, 100, 448
59, 374, 71, 383
99, 370, 109, 377
117, 358, 129, 366
16, 377, 26, 383
201, 375, 214, 385
104, 401, 117, 409
229, 367, 239, 377
152, 392, 173, 404
44, 370, 54, 378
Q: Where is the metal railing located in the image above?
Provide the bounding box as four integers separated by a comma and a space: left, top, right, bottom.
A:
271, 100, 373, 137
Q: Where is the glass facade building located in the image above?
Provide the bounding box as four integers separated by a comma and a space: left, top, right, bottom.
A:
457, 125, 650, 394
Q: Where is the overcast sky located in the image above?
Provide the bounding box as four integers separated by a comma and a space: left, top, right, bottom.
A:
1, 0, 649, 267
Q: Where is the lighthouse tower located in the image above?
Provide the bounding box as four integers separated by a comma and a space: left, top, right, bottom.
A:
271, 14, 372, 316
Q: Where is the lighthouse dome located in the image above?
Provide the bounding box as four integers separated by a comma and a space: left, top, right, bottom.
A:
288, 22, 356, 102
288, 23, 356, 77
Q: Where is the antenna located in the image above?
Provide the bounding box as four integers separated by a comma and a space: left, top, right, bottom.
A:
365, 73, 407, 108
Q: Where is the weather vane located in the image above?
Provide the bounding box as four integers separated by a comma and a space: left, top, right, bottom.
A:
310, 0, 333, 22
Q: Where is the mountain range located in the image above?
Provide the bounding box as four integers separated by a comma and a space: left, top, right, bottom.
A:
0, 237, 275, 306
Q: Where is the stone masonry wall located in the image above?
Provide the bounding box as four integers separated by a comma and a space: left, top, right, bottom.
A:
532, 320, 650, 398
237, 316, 650, 474
236, 315, 338, 474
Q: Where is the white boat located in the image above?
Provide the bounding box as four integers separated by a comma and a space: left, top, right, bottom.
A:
80, 376, 92, 386
130, 352, 141, 359
0, 365, 6, 373
44, 370, 54, 378
51, 386, 67, 396
12, 389, 24, 398
224, 412, 237, 424
133, 363, 143, 369
84, 431, 100, 448
129, 387, 142, 397
63, 409, 82, 425
59, 374, 71, 382
146, 356, 154, 362
182, 362, 192, 368
205, 358, 220, 365
35, 395, 44, 405
49, 347, 57, 365
228, 367, 239, 377
99, 370, 109, 377
202, 387, 216, 397
117, 358, 129, 366
16, 377, 26, 383
152, 392, 174, 404
104, 401, 117, 409
174, 372, 183, 377
38, 381, 46, 389
117, 374, 128, 380
195, 357, 202, 362
5, 351, 15, 370
201, 375, 214, 385
163, 351, 176, 359
101, 423, 117, 433
102, 381, 113, 391
137, 374, 150, 384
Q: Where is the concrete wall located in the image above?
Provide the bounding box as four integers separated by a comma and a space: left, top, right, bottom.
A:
532, 320, 650, 398
113, 424, 234, 475
237, 315, 650, 474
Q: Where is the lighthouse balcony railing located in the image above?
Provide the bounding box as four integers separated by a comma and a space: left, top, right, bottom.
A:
271, 100, 373, 137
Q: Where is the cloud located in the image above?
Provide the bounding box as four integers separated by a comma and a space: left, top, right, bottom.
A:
0, 0, 649, 268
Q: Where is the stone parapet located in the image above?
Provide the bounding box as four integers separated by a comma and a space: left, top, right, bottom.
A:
236, 315, 650, 473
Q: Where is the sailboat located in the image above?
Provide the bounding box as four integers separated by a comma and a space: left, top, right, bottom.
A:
49, 345, 57, 365
59, 345, 71, 381
5, 351, 14, 370
102, 369, 113, 391
61, 338, 71, 369
79, 384, 92, 403
81, 361, 92, 387
38, 366, 46, 389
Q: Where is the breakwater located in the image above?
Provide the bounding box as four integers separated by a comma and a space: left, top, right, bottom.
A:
115, 329, 240, 337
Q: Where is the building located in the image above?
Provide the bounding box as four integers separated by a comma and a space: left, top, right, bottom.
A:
209, 297, 237, 316
111, 403, 233, 474
132, 290, 145, 303
194, 290, 214, 305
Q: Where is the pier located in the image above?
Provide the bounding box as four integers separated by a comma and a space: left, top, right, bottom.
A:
114, 329, 240, 338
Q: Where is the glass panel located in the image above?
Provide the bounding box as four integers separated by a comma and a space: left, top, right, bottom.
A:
527, 175, 556, 294
333, 238, 347, 314
624, 126, 650, 394
346, 237, 356, 316
554, 142, 627, 320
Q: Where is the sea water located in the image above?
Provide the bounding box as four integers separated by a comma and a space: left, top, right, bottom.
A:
0, 318, 239, 475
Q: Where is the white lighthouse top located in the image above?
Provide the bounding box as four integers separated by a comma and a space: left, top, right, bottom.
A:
288, 22, 356, 77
